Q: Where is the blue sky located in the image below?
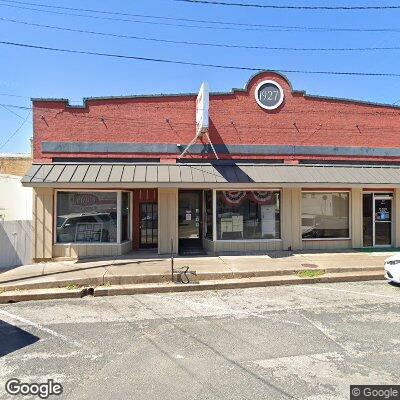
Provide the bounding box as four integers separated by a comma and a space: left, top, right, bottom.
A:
1, 0, 400, 153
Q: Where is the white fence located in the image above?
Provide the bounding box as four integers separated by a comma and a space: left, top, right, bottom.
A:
0, 220, 32, 268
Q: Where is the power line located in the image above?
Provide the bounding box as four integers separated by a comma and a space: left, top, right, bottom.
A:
0, 103, 30, 110
0, 0, 304, 26
0, 103, 25, 119
0, 0, 399, 32
0, 92, 25, 98
0, 1, 249, 31
176, 0, 400, 11
1, 40, 400, 77
2, 16, 400, 52
0, 111, 30, 151
0, 1, 300, 32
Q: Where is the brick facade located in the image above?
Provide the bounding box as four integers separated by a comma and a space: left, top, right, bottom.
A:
0, 155, 32, 176
32, 71, 400, 164
26, 72, 400, 259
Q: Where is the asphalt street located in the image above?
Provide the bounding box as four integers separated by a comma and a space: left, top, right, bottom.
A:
0, 281, 399, 400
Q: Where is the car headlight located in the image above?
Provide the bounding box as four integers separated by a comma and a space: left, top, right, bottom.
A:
385, 260, 400, 265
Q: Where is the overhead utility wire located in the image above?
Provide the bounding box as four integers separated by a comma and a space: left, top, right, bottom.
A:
0, 103, 25, 119
0, 111, 30, 150
176, 0, 400, 10
0, 2, 259, 31
2, 17, 400, 52
0, 92, 24, 98
0, 1, 309, 31
0, 103, 30, 109
1, 40, 400, 77
0, 0, 344, 25
0, 0, 399, 32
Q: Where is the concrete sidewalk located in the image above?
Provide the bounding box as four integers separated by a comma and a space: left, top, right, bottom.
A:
0, 250, 393, 292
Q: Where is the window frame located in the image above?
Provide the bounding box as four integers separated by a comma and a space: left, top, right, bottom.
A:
203, 189, 214, 241
214, 188, 282, 242
54, 189, 132, 245
120, 191, 133, 243
301, 190, 352, 241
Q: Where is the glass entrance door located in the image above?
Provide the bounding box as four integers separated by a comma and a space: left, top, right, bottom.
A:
374, 197, 392, 246
179, 192, 201, 239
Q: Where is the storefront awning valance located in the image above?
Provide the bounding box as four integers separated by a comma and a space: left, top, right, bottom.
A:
21, 162, 400, 188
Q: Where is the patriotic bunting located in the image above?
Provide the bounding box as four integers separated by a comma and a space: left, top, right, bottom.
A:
222, 191, 275, 206
222, 191, 247, 206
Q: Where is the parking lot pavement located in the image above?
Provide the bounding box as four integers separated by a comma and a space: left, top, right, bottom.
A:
0, 281, 399, 400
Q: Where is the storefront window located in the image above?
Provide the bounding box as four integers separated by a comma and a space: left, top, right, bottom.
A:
56, 192, 118, 243
121, 192, 131, 242
302, 192, 349, 239
216, 191, 281, 240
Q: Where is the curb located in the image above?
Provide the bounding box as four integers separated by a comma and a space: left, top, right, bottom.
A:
0, 265, 384, 291
0, 288, 83, 304
94, 271, 385, 297
0, 271, 385, 303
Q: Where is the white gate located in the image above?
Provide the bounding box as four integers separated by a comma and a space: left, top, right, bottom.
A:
0, 220, 32, 268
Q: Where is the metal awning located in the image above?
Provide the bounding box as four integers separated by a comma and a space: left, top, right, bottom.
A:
21, 162, 400, 188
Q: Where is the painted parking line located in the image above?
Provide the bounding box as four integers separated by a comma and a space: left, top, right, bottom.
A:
0, 308, 87, 350
299, 313, 348, 352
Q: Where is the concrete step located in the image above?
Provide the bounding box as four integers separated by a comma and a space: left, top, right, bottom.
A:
0, 270, 385, 304
0, 287, 83, 304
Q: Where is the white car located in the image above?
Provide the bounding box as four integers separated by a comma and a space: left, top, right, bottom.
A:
384, 254, 400, 284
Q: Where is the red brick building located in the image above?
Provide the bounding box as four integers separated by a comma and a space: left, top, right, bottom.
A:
23, 71, 400, 260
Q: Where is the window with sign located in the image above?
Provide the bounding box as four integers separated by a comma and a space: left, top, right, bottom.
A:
301, 192, 349, 239
216, 191, 281, 240
56, 191, 118, 243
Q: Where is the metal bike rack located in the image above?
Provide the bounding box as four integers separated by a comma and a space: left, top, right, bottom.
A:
170, 238, 198, 284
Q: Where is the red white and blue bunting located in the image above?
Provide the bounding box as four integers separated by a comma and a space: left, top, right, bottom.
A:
222, 191, 275, 206
222, 191, 247, 206
250, 191, 274, 205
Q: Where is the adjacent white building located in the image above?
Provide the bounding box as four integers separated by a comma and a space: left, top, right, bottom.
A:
0, 174, 32, 221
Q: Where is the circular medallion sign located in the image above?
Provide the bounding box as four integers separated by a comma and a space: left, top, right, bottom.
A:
255, 80, 284, 110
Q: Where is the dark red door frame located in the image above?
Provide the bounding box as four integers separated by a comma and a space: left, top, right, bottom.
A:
132, 189, 158, 250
